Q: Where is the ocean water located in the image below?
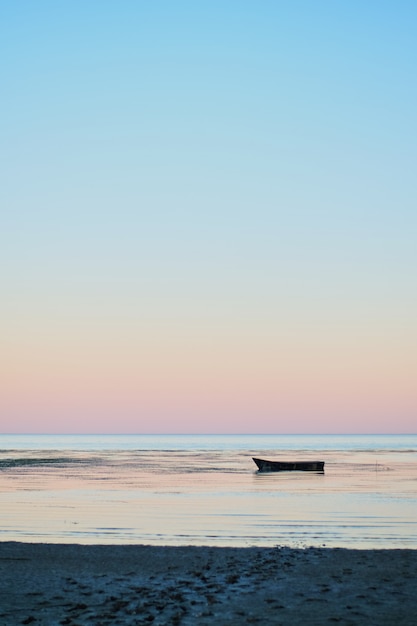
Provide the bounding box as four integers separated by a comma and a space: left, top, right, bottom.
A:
0, 434, 416, 548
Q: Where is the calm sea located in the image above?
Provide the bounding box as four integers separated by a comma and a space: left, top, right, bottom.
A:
1, 434, 416, 549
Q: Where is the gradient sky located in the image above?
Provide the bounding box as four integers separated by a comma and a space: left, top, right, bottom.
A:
1, 2, 416, 434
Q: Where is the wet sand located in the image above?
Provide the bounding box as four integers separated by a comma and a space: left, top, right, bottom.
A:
0, 543, 416, 625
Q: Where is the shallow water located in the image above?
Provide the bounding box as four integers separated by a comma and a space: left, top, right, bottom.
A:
0, 435, 416, 548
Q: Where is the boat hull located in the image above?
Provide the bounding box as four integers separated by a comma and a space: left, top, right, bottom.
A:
252, 457, 325, 472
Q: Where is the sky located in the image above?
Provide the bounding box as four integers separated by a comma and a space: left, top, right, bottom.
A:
1, 1, 416, 434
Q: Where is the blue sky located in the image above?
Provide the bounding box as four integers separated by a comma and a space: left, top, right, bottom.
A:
1, 2, 416, 433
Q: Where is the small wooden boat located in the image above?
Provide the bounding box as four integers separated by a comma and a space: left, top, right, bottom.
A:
252, 457, 325, 472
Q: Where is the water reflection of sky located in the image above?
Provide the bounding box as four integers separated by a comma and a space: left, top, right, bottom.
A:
0, 449, 416, 548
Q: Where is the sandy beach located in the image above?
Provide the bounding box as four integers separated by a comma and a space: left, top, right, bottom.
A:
0, 543, 416, 625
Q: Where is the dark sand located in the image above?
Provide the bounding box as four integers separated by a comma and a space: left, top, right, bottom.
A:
0, 543, 416, 625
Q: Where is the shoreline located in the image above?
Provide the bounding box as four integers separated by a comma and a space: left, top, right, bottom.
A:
0, 543, 416, 625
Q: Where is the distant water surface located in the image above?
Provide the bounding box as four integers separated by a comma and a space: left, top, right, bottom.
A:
1, 434, 416, 548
